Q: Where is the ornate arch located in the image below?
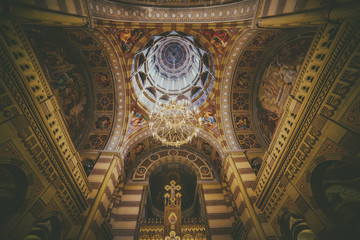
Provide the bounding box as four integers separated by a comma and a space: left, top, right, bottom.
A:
129, 148, 216, 182
121, 127, 225, 163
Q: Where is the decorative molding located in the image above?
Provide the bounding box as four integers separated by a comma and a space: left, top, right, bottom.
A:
318, 138, 346, 156
0, 22, 90, 219
88, 0, 256, 23
254, 22, 360, 216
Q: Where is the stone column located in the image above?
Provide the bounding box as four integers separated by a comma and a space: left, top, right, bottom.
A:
225, 153, 267, 240
78, 155, 119, 240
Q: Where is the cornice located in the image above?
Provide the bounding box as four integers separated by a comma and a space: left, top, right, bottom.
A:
0, 22, 91, 218
88, 0, 256, 24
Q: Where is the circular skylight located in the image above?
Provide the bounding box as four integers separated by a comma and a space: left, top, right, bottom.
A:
131, 31, 215, 111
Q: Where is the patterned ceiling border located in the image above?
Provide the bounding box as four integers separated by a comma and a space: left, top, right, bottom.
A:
88, 29, 127, 151
220, 28, 258, 150
88, 0, 256, 23
120, 128, 225, 163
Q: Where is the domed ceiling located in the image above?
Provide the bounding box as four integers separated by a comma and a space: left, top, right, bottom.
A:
132, 31, 215, 111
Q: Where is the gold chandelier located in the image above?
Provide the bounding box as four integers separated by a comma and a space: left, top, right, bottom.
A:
149, 100, 202, 147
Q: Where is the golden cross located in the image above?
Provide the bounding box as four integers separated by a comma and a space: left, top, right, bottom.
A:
165, 180, 181, 199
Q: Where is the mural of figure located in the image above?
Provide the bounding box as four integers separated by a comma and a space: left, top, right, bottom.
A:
235, 115, 251, 130
130, 110, 148, 129
95, 115, 112, 131
258, 39, 312, 141
204, 29, 230, 53
116, 29, 143, 53
203, 109, 216, 127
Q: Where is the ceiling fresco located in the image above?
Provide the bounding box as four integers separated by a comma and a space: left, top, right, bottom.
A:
26, 28, 93, 146
26, 28, 121, 150
230, 30, 281, 150
220, 29, 315, 151
101, 27, 242, 155
256, 38, 313, 142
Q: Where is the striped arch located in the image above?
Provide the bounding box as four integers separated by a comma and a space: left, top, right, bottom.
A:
89, 29, 127, 151
220, 29, 259, 151
120, 127, 225, 163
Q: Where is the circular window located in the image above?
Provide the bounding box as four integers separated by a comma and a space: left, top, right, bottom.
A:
132, 31, 215, 111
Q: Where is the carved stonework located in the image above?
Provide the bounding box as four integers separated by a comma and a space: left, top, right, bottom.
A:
341, 96, 360, 132
256, 22, 360, 216
0, 141, 21, 158
318, 139, 346, 155
296, 175, 307, 196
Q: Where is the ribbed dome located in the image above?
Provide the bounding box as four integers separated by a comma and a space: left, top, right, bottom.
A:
132, 31, 215, 111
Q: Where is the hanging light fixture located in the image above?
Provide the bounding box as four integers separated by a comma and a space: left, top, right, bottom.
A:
149, 99, 202, 147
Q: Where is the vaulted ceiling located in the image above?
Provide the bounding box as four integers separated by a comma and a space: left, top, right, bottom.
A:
22, 0, 323, 182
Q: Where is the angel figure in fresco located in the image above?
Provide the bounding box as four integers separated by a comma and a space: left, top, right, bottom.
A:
235, 115, 251, 130
116, 29, 143, 53
203, 109, 216, 127
204, 29, 230, 53
130, 110, 148, 129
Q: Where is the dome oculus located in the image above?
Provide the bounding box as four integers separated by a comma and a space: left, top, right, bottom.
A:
131, 31, 215, 111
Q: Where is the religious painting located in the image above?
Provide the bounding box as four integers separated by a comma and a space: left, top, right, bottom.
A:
233, 70, 253, 90
129, 109, 149, 130
202, 108, 216, 128
203, 29, 230, 53
257, 38, 312, 141
234, 114, 252, 131
109, 29, 144, 53
26, 29, 90, 145
94, 114, 112, 131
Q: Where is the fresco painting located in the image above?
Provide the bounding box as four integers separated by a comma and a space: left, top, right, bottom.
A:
234, 114, 251, 131
109, 29, 144, 53
233, 71, 252, 89
95, 114, 112, 131
202, 108, 216, 128
203, 29, 230, 53
258, 39, 312, 141
26, 29, 89, 144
